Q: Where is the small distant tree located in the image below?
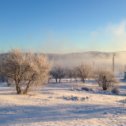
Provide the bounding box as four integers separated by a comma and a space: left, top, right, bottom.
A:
50, 66, 65, 83
94, 69, 117, 90
1, 49, 50, 94
76, 64, 92, 83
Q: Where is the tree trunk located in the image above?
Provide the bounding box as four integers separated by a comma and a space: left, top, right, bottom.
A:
59, 78, 61, 83
16, 84, 22, 94
82, 78, 85, 83
56, 78, 57, 83
23, 85, 29, 94
103, 86, 107, 90
102, 76, 107, 90
23, 80, 31, 94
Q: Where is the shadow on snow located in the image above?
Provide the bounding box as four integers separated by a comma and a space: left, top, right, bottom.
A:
0, 104, 125, 125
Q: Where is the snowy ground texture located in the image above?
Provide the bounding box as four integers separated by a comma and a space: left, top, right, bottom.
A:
0, 80, 126, 126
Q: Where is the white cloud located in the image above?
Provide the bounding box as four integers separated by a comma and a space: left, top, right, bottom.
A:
108, 21, 126, 37
90, 20, 126, 51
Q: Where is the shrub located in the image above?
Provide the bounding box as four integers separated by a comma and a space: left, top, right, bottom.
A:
81, 87, 93, 92
111, 87, 119, 95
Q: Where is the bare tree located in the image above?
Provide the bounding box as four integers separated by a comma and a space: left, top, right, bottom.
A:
50, 65, 65, 83
76, 63, 91, 83
1, 49, 50, 94
94, 69, 117, 90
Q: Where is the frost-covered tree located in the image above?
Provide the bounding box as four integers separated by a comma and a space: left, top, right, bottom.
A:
50, 66, 65, 83
94, 69, 117, 90
76, 63, 91, 83
1, 49, 50, 94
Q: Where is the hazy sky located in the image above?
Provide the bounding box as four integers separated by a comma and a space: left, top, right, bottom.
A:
0, 0, 126, 53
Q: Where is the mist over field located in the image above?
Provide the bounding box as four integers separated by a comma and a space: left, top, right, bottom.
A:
47, 51, 126, 73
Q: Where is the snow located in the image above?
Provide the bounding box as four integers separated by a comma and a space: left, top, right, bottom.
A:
0, 81, 126, 126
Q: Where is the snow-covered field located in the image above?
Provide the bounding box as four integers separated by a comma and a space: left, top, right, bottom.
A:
0, 81, 126, 126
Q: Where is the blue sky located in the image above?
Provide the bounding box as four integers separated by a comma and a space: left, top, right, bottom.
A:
0, 0, 126, 53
